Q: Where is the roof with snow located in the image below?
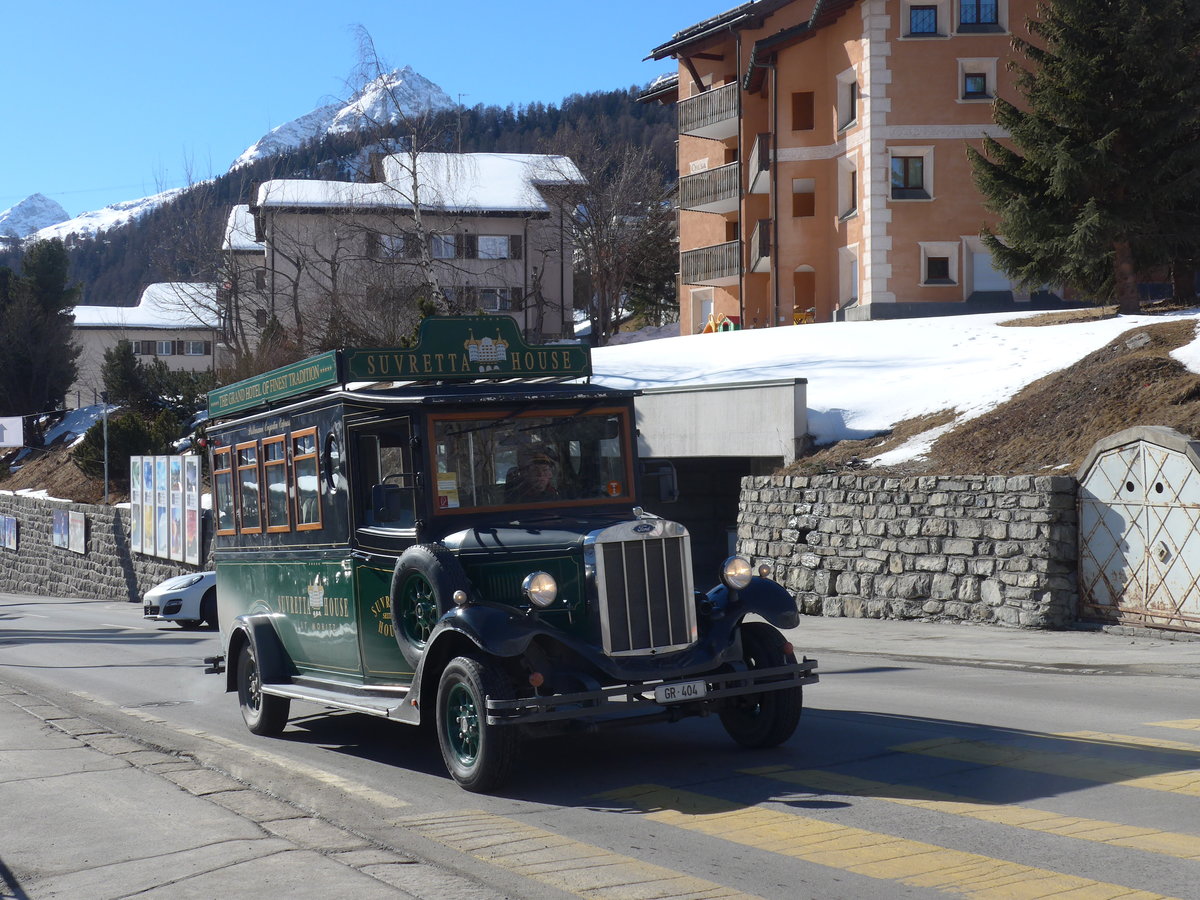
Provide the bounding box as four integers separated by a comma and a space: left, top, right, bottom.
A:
256, 152, 584, 215
223, 204, 263, 252
71, 283, 219, 330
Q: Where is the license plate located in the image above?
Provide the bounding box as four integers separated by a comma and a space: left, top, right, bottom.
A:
654, 679, 707, 704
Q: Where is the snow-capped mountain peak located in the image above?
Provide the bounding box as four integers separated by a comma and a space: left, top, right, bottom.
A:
232, 66, 454, 170
0, 193, 70, 239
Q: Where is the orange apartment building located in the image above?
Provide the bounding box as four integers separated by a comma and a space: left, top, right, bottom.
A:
645, 0, 1050, 332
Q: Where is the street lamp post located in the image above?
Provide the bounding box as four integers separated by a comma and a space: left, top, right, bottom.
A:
101, 392, 109, 504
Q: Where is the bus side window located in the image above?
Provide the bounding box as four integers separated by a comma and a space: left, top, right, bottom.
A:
360, 426, 415, 529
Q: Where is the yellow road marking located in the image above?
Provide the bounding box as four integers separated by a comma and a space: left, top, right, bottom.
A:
395, 809, 758, 900
599, 785, 1178, 900
743, 765, 1200, 860
1149, 720, 1200, 732
1056, 731, 1200, 755
69, 690, 408, 809
895, 736, 1200, 798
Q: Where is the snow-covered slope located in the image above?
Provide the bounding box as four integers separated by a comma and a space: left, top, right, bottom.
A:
30, 186, 192, 242
232, 66, 454, 169
0, 193, 69, 238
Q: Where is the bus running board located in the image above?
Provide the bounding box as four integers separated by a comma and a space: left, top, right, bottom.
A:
261, 682, 411, 718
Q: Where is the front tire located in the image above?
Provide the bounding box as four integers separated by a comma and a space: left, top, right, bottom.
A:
200, 589, 218, 629
719, 622, 803, 749
236, 641, 290, 736
436, 656, 518, 792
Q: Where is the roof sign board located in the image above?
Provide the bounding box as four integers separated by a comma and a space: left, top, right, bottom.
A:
207, 316, 591, 420
345, 316, 591, 382
208, 350, 340, 418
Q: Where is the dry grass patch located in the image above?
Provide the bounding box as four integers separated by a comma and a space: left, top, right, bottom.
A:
998, 306, 1118, 328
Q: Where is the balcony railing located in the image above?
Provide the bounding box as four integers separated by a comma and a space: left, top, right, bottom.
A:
748, 133, 771, 194
681, 240, 740, 286
677, 83, 739, 140
750, 219, 771, 273
679, 162, 739, 213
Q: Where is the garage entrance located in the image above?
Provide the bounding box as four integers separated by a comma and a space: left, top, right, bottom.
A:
1078, 426, 1200, 633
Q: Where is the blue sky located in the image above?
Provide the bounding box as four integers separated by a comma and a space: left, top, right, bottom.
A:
2, 0, 731, 218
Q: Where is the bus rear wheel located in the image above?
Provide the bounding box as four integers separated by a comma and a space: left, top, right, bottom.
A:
236, 641, 290, 736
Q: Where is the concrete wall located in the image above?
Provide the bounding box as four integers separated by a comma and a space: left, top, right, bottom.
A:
738, 473, 1078, 628
0, 493, 210, 603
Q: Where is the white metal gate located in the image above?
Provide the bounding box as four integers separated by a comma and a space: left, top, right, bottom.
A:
1078, 426, 1200, 632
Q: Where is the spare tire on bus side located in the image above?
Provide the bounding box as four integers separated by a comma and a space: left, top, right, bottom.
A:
390, 544, 472, 668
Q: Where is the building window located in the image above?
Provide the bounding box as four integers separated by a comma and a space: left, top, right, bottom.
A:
253, 268, 266, 289
477, 235, 523, 260
920, 241, 960, 286
183, 341, 207, 356
892, 157, 925, 198
838, 246, 859, 308
431, 233, 457, 259
255, 309, 268, 329
379, 233, 406, 257
910, 5, 938, 34
963, 73, 988, 98
479, 287, 523, 311
957, 58, 998, 102
156, 340, 175, 356
839, 158, 859, 219
841, 80, 857, 130
792, 179, 816, 217
791, 92, 815, 131
959, 0, 1001, 31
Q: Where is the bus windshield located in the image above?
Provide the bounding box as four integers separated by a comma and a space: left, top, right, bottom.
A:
431, 408, 631, 511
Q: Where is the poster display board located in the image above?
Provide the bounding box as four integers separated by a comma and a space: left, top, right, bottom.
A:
0, 515, 17, 551
129, 453, 202, 563
129, 458, 142, 554
68, 510, 86, 554
184, 455, 200, 566
155, 456, 169, 558
52, 510, 69, 549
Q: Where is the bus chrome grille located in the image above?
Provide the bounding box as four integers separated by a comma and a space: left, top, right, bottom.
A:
591, 520, 696, 656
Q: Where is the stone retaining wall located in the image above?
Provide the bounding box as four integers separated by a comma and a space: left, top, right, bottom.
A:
737, 474, 1078, 628
0, 492, 209, 603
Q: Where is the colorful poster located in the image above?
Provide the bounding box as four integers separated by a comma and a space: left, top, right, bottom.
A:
169, 456, 184, 561
155, 456, 169, 558
1, 516, 16, 551
68, 510, 86, 555
52, 510, 68, 549
142, 458, 155, 556
184, 455, 200, 566
129, 456, 142, 554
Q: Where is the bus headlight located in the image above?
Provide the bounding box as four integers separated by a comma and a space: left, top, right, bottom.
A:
522, 571, 558, 608
721, 556, 753, 590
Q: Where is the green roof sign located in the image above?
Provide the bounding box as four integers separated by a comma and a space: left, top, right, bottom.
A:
208, 350, 340, 418
344, 316, 590, 382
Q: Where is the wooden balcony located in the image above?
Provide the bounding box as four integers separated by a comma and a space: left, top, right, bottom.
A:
679, 162, 739, 214
677, 83, 739, 141
750, 219, 771, 273
681, 240, 740, 286
748, 133, 771, 194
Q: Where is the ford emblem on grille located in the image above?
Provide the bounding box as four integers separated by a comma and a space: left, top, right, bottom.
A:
633, 523, 655, 534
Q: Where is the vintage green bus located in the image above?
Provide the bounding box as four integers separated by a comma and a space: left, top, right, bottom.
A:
203, 316, 817, 791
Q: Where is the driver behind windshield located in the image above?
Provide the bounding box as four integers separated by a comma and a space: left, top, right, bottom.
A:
508, 450, 559, 502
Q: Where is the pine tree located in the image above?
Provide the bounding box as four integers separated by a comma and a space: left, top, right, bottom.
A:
968, 0, 1200, 313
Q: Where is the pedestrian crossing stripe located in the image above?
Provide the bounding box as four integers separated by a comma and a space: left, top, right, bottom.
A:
895, 736, 1200, 797
1149, 720, 1200, 732
394, 809, 759, 900
741, 766, 1200, 860
599, 784, 1179, 900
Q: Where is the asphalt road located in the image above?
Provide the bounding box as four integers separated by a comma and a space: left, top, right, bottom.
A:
3, 592, 1199, 900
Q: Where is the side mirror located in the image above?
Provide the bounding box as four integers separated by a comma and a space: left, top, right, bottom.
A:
640, 459, 679, 504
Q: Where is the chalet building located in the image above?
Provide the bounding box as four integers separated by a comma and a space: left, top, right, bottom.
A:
250, 152, 582, 344
69, 283, 219, 407
646, 0, 1053, 332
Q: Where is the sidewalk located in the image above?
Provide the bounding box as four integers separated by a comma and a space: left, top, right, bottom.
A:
0, 683, 496, 900
4, 616, 1199, 899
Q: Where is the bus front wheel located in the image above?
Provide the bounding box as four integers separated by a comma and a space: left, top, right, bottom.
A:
435, 655, 518, 793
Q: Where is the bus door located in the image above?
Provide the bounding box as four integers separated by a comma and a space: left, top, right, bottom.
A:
349, 418, 420, 681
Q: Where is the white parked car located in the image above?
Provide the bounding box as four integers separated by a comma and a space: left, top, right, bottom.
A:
143, 572, 217, 629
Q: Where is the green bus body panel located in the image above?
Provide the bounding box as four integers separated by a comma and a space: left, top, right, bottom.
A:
208, 351, 340, 418
355, 558, 416, 682
459, 553, 590, 641
218, 557, 362, 682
